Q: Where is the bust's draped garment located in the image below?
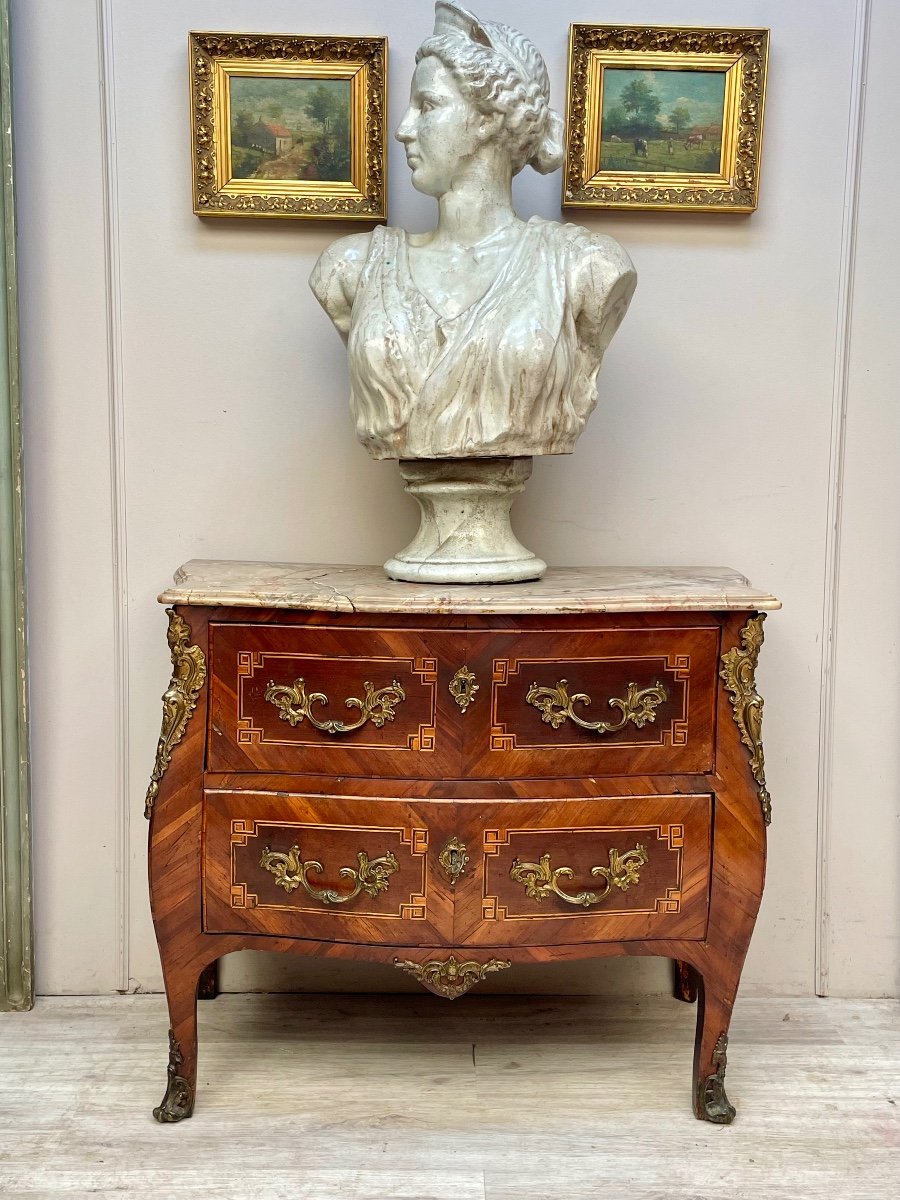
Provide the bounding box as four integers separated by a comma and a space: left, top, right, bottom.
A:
329, 216, 625, 460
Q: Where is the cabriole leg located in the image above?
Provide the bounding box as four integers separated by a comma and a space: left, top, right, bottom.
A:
692, 956, 742, 1124
153, 963, 202, 1123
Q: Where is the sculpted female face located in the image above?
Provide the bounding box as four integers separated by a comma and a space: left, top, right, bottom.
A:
396, 56, 493, 197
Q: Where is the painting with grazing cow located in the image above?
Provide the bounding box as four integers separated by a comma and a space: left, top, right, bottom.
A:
598, 68, 725, 174
563, 24, 768, 212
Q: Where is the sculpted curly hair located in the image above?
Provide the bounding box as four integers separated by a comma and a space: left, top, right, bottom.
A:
416, 24, 565, 176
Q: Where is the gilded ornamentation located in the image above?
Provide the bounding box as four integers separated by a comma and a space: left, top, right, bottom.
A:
698, 1033, 736, 1124
720, 614, 772, 824
259, 843, 399, 905
264, 677, 406, 735
449, 666, 479, 713
153, 1029, 194, 1123
189, 32, 386, 220
511, 843, 649, 908
525, 679, 667, 735
394, 955, 511, 1000
438, 836, 469, 886
564, 25, 768, 212
144, 610, 206, 819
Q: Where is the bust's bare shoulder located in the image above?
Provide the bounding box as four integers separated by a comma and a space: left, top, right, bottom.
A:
563, 226, 636, 296
317, 230, 374, 272
309, 231, 375, 335
553, 223, 637, 347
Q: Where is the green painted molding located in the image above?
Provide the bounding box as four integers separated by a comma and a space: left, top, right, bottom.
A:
0, 0, 33, 1012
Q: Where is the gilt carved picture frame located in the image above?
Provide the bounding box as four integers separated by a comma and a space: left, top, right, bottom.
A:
563, 24, 769, 213
189, 31, 387, 221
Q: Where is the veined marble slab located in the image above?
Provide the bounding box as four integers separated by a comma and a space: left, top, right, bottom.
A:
160, 561, 781, 614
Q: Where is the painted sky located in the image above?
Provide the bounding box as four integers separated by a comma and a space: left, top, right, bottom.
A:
601, 68, 727, 130
229, 76, 351, 130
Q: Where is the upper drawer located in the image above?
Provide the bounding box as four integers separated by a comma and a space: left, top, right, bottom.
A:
464, 625, 719, 777
208, 623, 464, 777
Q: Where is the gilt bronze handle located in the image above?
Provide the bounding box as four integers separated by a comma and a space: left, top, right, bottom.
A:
260, 843, 399, 905
510, 844, 649, 908
264, 677, 406, 734
525, 679, 667, 734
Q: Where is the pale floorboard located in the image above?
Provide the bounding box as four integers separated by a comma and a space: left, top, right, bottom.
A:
0, 994, 897, 1199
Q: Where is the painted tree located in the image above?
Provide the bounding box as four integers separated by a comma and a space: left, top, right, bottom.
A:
304, 85, 340, 130
668, 104, 693, 136
619, 77, 661, 137
603, 102, 628, 137
231, 109, 253, 148
303, 85, 351, 180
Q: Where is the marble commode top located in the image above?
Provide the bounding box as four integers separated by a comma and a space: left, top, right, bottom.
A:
160, 561, 780, 615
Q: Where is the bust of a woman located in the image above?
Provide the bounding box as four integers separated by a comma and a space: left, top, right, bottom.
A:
310, 2, 636, 582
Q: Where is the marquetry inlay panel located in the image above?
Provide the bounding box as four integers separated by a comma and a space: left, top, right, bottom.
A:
201, 788, 454, 944
481, 823, 685, 921
465, 626, 719, 777
208, 624, 463, 777
229, 818, 428, 918
453, 795, 712, 946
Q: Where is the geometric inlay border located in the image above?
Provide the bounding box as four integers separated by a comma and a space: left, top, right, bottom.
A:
229, 818, 429, 920
481, 823, 685, 921
489, 653, 692, 753
236, 652, 437, 753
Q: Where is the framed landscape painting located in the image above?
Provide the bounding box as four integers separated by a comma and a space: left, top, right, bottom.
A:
563, 25, 769, 213
189, 32, 387, 220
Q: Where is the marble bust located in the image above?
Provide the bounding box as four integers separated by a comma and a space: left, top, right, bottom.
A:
311, 2, 636, 582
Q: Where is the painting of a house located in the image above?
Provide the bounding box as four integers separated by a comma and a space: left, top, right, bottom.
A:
247, 120, 293, 157
229, 75, 352, 183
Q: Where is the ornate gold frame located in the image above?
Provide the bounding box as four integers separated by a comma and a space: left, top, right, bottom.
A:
563, 25, 769, 213
189, 31, 387, 220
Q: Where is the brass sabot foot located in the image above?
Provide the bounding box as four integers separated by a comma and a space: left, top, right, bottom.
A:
153, 1076, 195, 1123
696, 1033, 736, 1124
153, 1029, 195, 1123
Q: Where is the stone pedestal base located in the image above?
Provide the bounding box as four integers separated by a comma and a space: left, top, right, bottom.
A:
384, 458, 546, 584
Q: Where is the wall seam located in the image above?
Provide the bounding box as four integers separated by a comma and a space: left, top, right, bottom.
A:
815, 0, 872, 998
96, 0, 131, 994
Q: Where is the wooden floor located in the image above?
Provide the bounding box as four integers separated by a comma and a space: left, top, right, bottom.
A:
0, 994, 897, 1198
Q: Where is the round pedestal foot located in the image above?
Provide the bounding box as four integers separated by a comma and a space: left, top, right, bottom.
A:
385, 457, 546, 585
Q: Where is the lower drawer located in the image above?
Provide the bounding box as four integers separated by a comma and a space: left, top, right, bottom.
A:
202, 788, 711, 948
203, 789, 455, 945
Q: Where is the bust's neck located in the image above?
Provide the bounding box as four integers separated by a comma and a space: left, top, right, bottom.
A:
431, 153, 517, 248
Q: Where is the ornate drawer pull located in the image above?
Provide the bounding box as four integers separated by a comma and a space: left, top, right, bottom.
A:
264, 676, 406, 734
438, 836, 469, 885
525, 679, 667, 734
449, 666, 478, 713
260, 843, 399, 905
510, 843, 649, 908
